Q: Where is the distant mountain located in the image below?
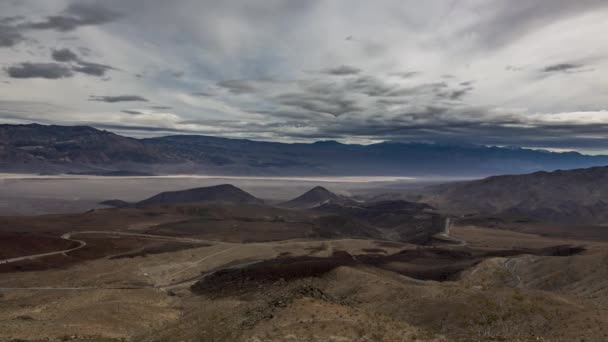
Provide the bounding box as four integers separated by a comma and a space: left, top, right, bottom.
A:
280, 186, 353, 209
2, 123, 608, 176
99, 199, 132, 208
0, 123, 159, 173
136, 184, 264, 206
419, 166, 608, 223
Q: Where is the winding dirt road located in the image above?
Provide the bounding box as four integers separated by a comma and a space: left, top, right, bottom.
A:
0, 233, 87, 265
0, 231, 218, 265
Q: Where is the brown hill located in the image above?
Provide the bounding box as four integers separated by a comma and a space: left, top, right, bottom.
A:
420, 166, 608, 223
280, 186, 353, 209
137, 184, 264, 206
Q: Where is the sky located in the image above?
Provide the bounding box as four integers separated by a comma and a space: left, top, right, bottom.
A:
1, 0, 608, 153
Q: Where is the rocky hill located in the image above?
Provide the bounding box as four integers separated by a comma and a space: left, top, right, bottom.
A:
136, 184, 264, 206
420, 166, 608, 223
280, 186, 353, 209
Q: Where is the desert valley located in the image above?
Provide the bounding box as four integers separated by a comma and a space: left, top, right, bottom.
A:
2, 167, 608, 341
3, 1, 608, 340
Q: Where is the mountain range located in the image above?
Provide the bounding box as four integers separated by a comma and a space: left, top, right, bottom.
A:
2, 123, 608, 177
416, 166, 608, 223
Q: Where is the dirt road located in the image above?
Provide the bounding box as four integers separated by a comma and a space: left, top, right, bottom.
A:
0, 234, 86, 265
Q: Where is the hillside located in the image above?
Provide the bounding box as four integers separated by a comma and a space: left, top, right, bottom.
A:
280, 186, 352, 209
420, 166, 608, 223
3, 123, 608, 176
136, 184, 264, 206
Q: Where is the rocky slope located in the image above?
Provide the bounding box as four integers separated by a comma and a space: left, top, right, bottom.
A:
420, 166, 608, 223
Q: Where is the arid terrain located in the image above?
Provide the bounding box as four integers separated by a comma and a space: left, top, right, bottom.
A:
3, 0, 608, 340
1, 183, 608, 342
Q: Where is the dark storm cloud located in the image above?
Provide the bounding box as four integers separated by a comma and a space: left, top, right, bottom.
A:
24, 3, 121, 32
5, 62, 74, 79
72, 61, 115, 76
89, 95, 149, 103
51, 48, 116, 76
322, 65, 361, 75
0, 3, 120, 48
217, 80, 258, 94
150, 106, 172, 110
121, 110, 143, 115
542, 63, 582, 73
191, 91, 213, 97
439, 84, 474, 101
0, 25, 25, 47
448, 89, 469, 100
0, 16, 25, 24
51, 48, 79, 62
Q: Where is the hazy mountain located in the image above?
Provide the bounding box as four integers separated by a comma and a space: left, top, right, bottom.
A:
280, 186, 353, 209
136, 184, 264, 206
419, 166, 608, 223
2, 123, 608, 176
0, 124, 158, 173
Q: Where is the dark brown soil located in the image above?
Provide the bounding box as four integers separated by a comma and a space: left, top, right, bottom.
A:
191, 245, 586, 295
0, 232, 79, 259
109, 242, 207, 259
0, 235, 176, 273
147, 217, 315, 242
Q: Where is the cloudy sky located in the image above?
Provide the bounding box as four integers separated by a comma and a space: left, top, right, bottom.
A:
1, 0, 608, 153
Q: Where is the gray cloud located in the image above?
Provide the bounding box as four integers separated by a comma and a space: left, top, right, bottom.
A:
72, 61, 115, 76
322, 65, 361, 75
121, 110, 144, 115
542, 63, 582, 73
191, 91, 213, 97
460, 0, 608, 50
1, 1, 608, 152
392, 71, 419, 79
275, 92, 362, 117
0, 25, 25, 47
5, 62, 74, 79
0, 3, 120, 49
217, 80, 258, 94
89, 95, 149, 103
24, 3, 121, 32
51, 48, 79, 62
50, 47, 116, 77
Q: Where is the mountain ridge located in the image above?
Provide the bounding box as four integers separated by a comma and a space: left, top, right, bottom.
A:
2, 123, 608, 177
418, 165, 608, 223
